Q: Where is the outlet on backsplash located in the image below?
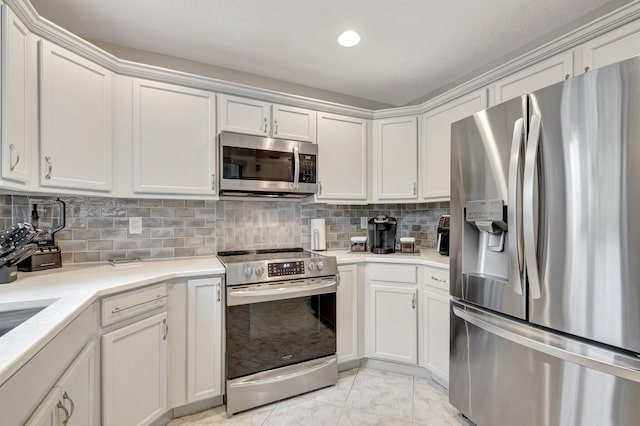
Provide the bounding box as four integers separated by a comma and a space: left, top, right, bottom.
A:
360, 217, 367, 229
129, 217, 142, 234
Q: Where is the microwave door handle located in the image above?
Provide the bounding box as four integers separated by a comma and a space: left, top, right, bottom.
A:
291, 145, 300, 190
523, 114, 542, 299
507, 117, 525, 295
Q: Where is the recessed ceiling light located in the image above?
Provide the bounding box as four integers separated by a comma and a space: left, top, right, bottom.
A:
338, 30, 360, 47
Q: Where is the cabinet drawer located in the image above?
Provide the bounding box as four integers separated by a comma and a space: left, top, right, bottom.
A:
101, 283, 167, 327
369, 264, 417, 283
424, 267, 449, 292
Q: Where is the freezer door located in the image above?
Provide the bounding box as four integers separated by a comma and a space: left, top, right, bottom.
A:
527, 56, 640, 353
450, 96, 527, 319
450, 300, 640, 426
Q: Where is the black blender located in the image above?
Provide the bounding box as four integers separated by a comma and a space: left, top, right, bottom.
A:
18, 198, 66, 271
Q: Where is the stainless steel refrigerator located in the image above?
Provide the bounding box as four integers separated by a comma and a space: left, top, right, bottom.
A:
450, 56, 640, 426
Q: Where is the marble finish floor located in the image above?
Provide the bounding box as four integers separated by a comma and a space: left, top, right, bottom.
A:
168, 367, 472, 425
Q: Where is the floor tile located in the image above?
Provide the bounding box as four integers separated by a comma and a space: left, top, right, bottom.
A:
300, 367, 358, 407
168, 403, 275, 426
338, 407, 413, 425
345, 368, 414, 421
263, 397, 344, 425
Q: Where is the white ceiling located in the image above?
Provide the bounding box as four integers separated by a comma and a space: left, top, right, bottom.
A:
30, 0, 632, 107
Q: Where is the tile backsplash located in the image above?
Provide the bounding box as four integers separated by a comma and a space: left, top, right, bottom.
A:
1, 194, 449, 263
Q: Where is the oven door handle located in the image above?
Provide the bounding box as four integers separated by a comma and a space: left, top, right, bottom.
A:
229, 279, 336, 299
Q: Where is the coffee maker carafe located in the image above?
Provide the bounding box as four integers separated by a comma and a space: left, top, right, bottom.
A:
368, 215, 397, 254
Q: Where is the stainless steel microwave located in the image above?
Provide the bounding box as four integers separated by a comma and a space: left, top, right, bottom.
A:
218, 132, 318, 198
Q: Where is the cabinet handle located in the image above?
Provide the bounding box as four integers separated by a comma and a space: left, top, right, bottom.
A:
413, 182, 417, 195
411, 294, 416, 309
163, 318, 169, 340
318, 181, 322, 195
263, 117, 268, 133
57, 400, 70, 425
565, 74, 570, 80
45, 156, 53, 180
9, 144, 20, 171
111, 294, 168, 314
584, 66, 590, 73
430, 275, 447, 283
274, 119, 278, 134
62, 391, 75, 424
212, 174, 216, 191
217, 283, 221, 302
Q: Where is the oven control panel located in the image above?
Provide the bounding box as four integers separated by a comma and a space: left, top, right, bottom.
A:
268, 261, 305, 277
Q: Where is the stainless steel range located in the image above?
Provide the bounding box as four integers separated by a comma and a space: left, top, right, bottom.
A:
217, 248, 338, 415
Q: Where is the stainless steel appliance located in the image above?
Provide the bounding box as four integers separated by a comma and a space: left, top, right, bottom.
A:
219, 132, 318, 198
449, 56, 640, 426
217, 248, 338, 414
368, 214, 397, 254
436, 215, 449, 256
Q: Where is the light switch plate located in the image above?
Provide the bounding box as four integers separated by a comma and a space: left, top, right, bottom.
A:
129, 217, 142, 234
360, 217, 368, 229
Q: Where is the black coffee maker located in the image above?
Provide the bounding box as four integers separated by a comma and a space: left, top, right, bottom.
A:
436, 215, 450, 256
368, 215, 397, 254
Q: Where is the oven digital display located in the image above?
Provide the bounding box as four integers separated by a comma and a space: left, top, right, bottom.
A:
268, 261, 305, 277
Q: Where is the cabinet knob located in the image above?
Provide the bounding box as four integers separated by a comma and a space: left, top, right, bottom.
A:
584, 66, 591, 73
263, 117, 268, 133
413, 182, 417, 196
9, 144, 20, 171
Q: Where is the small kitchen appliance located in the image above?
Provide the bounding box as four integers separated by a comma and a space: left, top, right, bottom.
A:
18, 198, 65, 272
368, 215, 397, 254
310, 218, 326, 250
350, 236, 367, 252
0, 223, 39, 283
436, 215, 450, 256
217, 248, 338, 414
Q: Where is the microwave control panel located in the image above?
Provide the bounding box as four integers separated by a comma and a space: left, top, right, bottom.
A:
299, 155, 316, 183
268, 261, 305, 277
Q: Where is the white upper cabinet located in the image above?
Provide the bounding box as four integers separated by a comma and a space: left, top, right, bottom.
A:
373, 116, 418, 201
580, 19, 640, 73
492, 51, 573, 104
316, 112, 368, 201
272, 104, 316, 143
132, 79, 217, 196
1, 5, 36, 185
219, 94, 316, 142
421, 89, 488, 200
39, 40, 112, 191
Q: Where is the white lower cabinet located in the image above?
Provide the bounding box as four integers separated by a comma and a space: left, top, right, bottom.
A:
366, 264, 418, 365
337, 264, 358, 363
423, 266, 450, 387
187, 277, 223, 401
102, 312, 168, 426
26, 341, 99, 426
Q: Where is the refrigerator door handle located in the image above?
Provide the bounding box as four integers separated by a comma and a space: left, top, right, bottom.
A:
452, 305, 640, 384
523, 114, 542, 299
507, 117, 525, 295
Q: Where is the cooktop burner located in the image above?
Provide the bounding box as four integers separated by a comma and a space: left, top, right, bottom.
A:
217, 247, 337, 285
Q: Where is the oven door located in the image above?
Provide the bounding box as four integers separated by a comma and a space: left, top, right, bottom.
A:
226, 276, 337, 379
219, 132, 317, 195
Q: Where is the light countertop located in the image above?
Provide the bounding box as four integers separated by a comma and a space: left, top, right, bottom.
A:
0, 256, 225, 385
321, 248, 450, 269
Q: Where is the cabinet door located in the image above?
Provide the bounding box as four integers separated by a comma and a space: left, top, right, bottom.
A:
39, 40, 112, 191
423, 289, 450, 387
493, 51, 573, 104
1, 5, 35, 184
316, 113, 368, 201
337, 265, 358, 363
421, 90, 487, 200
580, 19, 640, 72
187, 277, 223, 402
367, 283, 417, 364
373, 116, 418, 201
57, 341, 99, 426
219, 94, 270, 136
102, 312, 168, 426
272, 104, 316, 142
132, 79, 217, 195
24, 387, 62, 426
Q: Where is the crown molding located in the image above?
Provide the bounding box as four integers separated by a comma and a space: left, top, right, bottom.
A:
5, 0, 640, 121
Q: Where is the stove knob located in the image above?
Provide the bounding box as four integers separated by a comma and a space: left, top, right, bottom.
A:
255, 266, 265, 276
317, 261, 325, 271
308, 262, 316, 272
244, 266, 253, 277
